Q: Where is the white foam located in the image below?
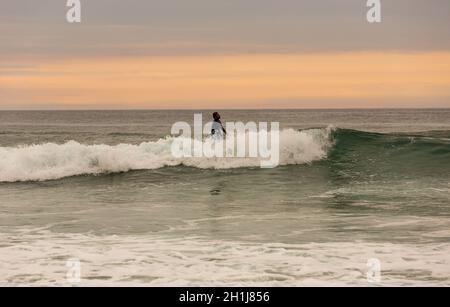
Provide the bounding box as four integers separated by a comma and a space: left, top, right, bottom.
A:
1, 229, 449, 286
0, 128, 333, 182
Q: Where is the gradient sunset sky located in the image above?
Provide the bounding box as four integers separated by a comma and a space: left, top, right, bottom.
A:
1, 0, 450, 109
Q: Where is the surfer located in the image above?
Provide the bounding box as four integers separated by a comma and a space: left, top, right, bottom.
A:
211, 112, 227, 138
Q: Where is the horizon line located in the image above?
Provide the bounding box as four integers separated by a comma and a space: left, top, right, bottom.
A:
0, 107, 449, 112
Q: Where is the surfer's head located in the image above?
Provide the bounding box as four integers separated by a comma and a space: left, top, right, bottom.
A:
213, 112, 221, 121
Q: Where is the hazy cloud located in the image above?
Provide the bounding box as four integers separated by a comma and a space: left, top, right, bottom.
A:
1, 0, 450, 57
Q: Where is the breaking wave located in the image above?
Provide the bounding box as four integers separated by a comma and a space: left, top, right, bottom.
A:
0, 128, 333, 182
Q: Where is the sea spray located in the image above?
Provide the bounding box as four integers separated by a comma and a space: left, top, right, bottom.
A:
0, 128, 333, 182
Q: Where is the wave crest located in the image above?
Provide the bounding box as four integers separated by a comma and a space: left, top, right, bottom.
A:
0, 128, 333, 182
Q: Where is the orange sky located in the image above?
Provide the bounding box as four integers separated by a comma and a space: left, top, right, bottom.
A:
1, 52, 450, 109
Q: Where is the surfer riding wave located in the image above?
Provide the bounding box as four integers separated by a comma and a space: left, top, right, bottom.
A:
211, 112, 227, 138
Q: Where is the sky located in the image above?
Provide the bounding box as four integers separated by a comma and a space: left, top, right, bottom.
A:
1, 0, 450, 109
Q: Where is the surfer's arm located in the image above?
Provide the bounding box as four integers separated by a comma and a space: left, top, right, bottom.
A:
218, 120, 226, 135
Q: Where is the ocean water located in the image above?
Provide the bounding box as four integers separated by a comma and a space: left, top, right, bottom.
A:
0, 109, 449, 286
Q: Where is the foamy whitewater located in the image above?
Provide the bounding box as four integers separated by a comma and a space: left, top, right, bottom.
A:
1, 228, 449, 286
1, 110, 449, 286
0, 128, 332, 182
